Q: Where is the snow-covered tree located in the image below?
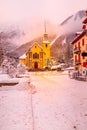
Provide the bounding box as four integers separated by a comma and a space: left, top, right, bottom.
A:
1, 58, 17, 77
1, 57, 28, 78
16, 63, 27, 76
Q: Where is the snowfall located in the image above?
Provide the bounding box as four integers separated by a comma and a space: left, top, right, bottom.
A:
0, 70, 87, 130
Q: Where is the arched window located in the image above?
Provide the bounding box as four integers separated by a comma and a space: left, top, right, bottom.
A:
33, 53, 39, 59
46, 44, 48, 47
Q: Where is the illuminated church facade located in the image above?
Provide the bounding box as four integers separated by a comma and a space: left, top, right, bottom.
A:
19, 27, 51, 70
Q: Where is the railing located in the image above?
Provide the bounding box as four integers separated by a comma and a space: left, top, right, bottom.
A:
75, 60, 81, 65
73, 47, 81, 53
82, 51, 87, 56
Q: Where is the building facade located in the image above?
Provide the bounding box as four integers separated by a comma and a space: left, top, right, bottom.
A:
72, 11, 87, 74
19, 32, 51, 70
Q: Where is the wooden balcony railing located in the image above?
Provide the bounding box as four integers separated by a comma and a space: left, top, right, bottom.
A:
73, 47, 81, 53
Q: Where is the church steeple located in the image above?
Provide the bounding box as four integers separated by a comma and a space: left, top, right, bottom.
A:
43, 21, 48, 41
44, 21, 46, 34
42, 21, 51, 67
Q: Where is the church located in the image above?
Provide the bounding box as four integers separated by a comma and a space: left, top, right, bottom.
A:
19, 28, 51, 70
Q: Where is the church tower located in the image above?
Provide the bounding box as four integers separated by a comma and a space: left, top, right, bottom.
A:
42, 21, 51, 67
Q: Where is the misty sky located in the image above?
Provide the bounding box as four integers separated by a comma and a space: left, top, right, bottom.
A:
0, 0, 87, 24
0, 0, 87, 45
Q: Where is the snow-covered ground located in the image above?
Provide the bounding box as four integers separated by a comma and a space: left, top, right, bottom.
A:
0, 71, 87, 130
0, 77, 34, 130
31, 71, 87, 130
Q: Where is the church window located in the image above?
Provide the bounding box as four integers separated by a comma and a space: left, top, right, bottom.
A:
46, 44, 47, 47
33, 53, 39, 59
40, 52, 43, 58
29, 52, 32, 58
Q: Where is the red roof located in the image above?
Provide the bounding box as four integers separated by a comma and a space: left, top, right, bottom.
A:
71, 31, 86, 44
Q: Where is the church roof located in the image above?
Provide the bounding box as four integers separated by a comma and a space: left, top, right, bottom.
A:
19, 53, 26, 59
29, 42, 43, 51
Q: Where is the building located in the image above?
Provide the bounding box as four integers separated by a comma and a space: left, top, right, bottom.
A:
19, 29, 51, 70
72, 10, 87, 74
19, 54, 26, 65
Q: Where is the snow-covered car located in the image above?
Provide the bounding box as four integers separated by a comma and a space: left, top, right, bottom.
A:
51, 64, 64, 71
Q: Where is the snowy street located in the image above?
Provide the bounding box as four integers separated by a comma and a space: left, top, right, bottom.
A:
0, 71, 87, 130
30, 71, 87, 130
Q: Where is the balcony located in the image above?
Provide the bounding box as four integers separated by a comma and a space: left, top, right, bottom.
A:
73, 47, 81, 54
82, 51, 87, 56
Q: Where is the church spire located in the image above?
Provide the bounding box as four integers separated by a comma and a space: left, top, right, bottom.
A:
44, 21, 47, 34
43, 21, 48, 41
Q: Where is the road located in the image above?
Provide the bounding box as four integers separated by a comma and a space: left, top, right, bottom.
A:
0, 71, 87, 130
30, 71, 87, 130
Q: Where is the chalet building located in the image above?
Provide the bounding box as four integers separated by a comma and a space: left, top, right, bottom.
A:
72, 10, 87, 73
19, 30, 51, 70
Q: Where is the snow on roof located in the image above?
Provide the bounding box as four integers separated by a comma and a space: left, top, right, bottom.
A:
19, 54, 26, 59
28, 42, 43, 51
72, 31, 86, 44
43, 40, 50, 44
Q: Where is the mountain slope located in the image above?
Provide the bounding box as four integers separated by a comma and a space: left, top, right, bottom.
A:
59, 10, 85, 34
11, 34, 56, 57
50, 10, 86, 62
1, 10, 86, 63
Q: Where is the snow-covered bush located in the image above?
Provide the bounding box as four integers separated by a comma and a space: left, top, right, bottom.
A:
1, 58, 17, 77
16, 63, 27, 76
1, 57, 28, 78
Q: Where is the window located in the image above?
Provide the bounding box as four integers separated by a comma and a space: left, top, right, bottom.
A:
78, 42, 80, 50
75, 55, 77, 62
82, 39, 84, 46
46, 44, 47, 47
29, 52, 32, 58
75, 45, 77, 48
78, 54, 80, 62
40, 52, 43, 58
83, 56, 85, 59
33, 53, 39, 59
86, 44, 87, 51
